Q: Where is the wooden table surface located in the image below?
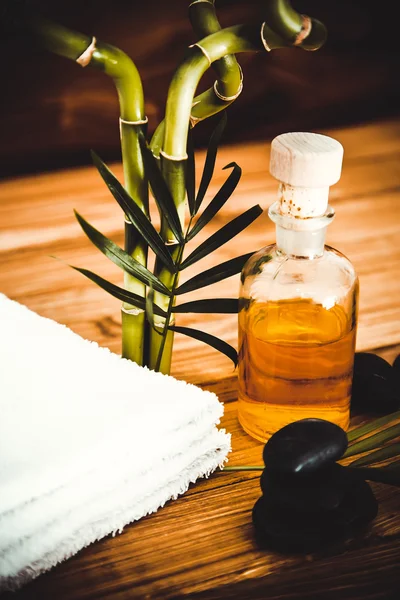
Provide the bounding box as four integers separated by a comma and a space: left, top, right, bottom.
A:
1, 119, 400, 599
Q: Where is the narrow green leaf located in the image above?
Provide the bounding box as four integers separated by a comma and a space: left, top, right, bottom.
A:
187, 162, 242, 241
72, 266, 167, 317
138, 135, 184, 243
168, 324, 238, 366
347, 465, 400, 487
186, 128, 196, 217
343, 423, 400, 459
91, 150, 176, 271
180, 205, 262, 270
347, 411, 400, 443
384, 459, 400, 469
172, 298, 239, 314
348, 442, 400, 467
74, 211, 171, 296
195, 112, 227, 213
175, 252, 253, 295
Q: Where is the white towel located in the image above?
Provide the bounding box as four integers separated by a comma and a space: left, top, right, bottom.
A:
0, 294, 231, 591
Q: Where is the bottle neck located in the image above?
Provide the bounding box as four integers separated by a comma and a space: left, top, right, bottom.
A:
275, 225, 327, 259
268, 201, 335, 260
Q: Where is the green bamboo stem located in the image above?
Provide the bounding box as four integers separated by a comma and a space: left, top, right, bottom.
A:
151, 28, 260, 372
150, 2, 326, 157
261, 0, 327, 51
149, 245, 180, 374
188, 0, 243, 120
149, 206, 195, 373
28, 14, 149, 365
149, 14, 326, 371
163, 19, 326, 162
148, 155, 187, 371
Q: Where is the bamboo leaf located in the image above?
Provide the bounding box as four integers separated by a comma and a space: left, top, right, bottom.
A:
91, 150, 176, 271
347, 465, 400, 487
347, 411, 400, 443
384, 459, 400, 469
175, 252, 253, 295
168, 324, 237, 366
71, 266, 167, 317
343, 423, 400, 459
138, 135, 184, 243
195, 112, 227, 213
172, 298, 239, 314
187, 162, 242, 241
74, 211, 171, 296
186, 128, 196, 217
348, 442, 400, 467
180, 205, 262, 270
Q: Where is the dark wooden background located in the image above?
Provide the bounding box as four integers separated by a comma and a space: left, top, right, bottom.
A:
1, 0, 399, 178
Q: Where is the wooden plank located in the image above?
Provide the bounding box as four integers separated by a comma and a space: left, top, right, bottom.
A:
1, 119, 400, 599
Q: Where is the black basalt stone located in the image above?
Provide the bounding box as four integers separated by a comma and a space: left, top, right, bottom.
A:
260, 463, 348, 513
392, 354, 400, 388
333, 475, 378, 528
252, 496, 336, 553
252, 475, 377, 553
262, 419, 348, 476
351, 352, 400, 414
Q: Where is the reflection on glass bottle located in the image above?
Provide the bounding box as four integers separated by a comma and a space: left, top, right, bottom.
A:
238, 133, 358, 442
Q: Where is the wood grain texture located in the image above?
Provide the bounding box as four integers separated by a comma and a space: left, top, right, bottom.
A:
0, 119, 400, 599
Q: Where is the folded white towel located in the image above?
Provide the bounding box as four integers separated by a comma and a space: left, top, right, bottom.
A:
0, 294, 230, 591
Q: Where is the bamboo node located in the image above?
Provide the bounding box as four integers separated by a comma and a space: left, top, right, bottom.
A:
76, 36, 97, 67
121, 306, 144, 316
188, 43, 212, 66
153, 318, 175, 329
188, 0, 214, 6
214, 65, 243, 101
294, 14, 312, 45
260, 23, 271, 52
190, 100, 203, 127
189, 114, 202, 128
159, 149, 188, 161
119, 116, 149, 126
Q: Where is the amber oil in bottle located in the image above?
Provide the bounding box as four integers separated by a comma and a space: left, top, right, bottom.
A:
238, 133, 358, 442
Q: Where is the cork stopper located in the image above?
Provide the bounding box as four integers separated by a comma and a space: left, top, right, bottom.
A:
269, 132, 344, 218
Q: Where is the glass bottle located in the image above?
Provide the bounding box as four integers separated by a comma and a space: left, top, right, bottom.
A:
238, 132, 358, 443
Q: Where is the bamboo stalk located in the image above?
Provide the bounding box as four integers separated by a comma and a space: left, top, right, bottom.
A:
149, 23, 244, 160
149, 11, 326, 371
20, 2, 327, 374
262, 0, 327, 51
188, 0, 243, 123
27, 14, 149, 365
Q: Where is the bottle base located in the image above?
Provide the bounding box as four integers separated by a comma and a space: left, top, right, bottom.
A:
238, 397, 350, 443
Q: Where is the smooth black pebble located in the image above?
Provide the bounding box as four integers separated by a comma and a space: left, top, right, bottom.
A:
351, 352, 399, 414
333, 475, 378, 528
253, 476, 377, 553
262, 419, 348, 476
392, 354, 400, 390
260, 463, 348, 513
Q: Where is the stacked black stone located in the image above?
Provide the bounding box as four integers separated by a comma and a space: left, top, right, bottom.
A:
252, 419, 378, 553
352, 353, 400, 414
